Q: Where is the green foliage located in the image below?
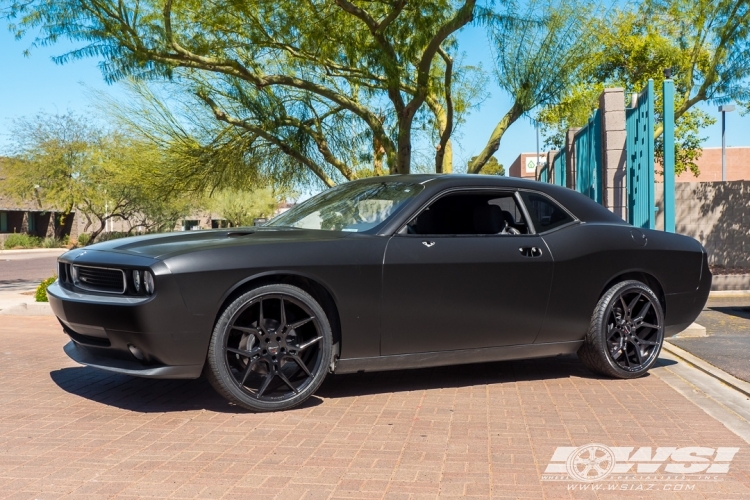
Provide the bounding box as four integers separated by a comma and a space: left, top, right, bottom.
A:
210, 188, 281, 228
538, 0, 749, 176
4, 0, 492, 179
468, 0, 601, 173
35, 275, 57, 303
1, 111, 197, 242
41, 237, 63, 248
95, 232, 129, 243
2, 233, 42, 249
473, 156, 505, 176
76, 233, 91, 246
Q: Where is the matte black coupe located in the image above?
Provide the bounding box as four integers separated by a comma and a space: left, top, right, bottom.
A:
49, 175, 711, 411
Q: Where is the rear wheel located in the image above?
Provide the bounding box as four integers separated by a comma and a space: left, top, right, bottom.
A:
206, 284, 332, 412
578, 280, 664, 379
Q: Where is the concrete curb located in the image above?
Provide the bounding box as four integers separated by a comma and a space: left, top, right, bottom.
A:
0, 302, 53, 316
0, 248, 68, 255
672, 322, 707, 337
662, 341, 750, 399
711, 274, 750, 291
709, 290, 750, 297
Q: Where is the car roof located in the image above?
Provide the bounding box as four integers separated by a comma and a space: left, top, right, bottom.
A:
348, 174, 627, 225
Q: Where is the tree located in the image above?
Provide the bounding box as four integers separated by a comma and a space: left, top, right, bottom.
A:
466, 0, 599, 173
0, 111, 194, 241
210, 188, 280, 228
470, 155, 504, 175
5, 0, 496, 184
538, 0, 750, 176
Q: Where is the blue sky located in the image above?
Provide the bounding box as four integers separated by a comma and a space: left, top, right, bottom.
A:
1, 23, 748, 173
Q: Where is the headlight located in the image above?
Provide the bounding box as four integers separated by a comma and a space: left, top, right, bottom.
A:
144, 271, 155, 295
70, 265, 78, 283
132, 270, 141, 293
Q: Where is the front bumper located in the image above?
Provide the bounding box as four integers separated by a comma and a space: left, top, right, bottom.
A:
48, 280, 207, 379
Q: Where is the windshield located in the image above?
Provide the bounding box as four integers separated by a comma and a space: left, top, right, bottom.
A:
267, 181, 424, 232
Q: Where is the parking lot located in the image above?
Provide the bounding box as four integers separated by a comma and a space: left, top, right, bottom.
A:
1, 316, 748, 499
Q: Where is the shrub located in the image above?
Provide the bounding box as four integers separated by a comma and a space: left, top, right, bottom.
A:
96, 231, 129, 243
3, 233, 43, 249
41, 237, 63, 248
76, 233, 91, 246
35, 275, 57, 302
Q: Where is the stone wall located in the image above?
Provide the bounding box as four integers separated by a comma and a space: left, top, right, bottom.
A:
655, 180, 750, 268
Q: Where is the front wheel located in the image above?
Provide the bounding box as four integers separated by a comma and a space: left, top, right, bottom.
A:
206, 284, 333, 412
578, 280, 664, 379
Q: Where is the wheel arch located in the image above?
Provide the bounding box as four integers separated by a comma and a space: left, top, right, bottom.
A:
214, 272, 343, 360
599, 271, 666, 315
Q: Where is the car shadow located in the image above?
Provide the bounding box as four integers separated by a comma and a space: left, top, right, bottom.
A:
49, 367, 324, 413
50, 354, 651, 413
708, 306, 750, 320
318, 354, 661, 399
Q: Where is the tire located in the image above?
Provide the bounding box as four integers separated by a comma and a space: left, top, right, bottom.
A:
578, 280, 664, 379
206, 284, 333, 412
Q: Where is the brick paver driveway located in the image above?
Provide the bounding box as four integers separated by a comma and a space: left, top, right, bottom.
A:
1, 317, 748, 499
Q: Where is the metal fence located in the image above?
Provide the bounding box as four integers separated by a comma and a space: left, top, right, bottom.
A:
625, 80, 655, 229
551, 149, 566, 187
574, 109, 602, 204
533, 79, 675, 233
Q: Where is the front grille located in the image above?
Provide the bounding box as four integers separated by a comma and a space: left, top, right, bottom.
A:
74, 265, 126, 294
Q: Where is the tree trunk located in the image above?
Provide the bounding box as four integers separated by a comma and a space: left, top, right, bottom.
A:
467, 101, 525, 174
395, 118, 413, 174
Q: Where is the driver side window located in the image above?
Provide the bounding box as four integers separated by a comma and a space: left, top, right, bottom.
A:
405, 192, 530, 236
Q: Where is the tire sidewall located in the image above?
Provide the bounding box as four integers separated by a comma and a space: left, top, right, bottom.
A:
596, 281, 664, 378
208, 284, 333, 412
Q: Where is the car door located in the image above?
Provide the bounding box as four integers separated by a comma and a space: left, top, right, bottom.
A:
380, 189, 554, 356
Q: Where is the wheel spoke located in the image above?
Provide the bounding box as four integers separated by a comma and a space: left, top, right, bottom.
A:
626, 292, 642, 318
634, 300, 652, 322
257, 371, 274, 397
227, 346, 261, 358
258, 298, 265, 332
287, 316, 314, 332
630, 341, 644, 365
606, 327, 622, 342
619, 296, 629, 317
280, 298, 287, 330
298, 336, 322, 352
276, 370, 298, 393
639, 322, 659, 330
288, 354, 312, 377
240, 358, 260, 386
232, 325, 261, 337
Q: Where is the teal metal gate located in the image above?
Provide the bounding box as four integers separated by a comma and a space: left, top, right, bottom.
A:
574, 110, 602, 203
552, 149, 566, 187
626, 80, 655, 229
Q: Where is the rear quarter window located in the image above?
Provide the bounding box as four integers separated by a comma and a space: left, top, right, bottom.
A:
520, 192, 575, 233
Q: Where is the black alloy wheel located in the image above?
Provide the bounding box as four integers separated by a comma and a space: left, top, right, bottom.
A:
206, 284, 333, 412
578, 280, 664, 379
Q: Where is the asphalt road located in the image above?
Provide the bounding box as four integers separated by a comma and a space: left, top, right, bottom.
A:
669, 295, 750, 383
0, 249, 64, 291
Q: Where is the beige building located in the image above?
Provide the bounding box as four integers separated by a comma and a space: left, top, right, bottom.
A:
508, 153, 547, 179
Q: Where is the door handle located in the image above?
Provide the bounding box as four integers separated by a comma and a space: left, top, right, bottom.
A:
422, 241, 436, 248
519, 246, 542, 258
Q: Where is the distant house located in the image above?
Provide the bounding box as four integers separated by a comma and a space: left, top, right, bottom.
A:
0, 159, 77, 245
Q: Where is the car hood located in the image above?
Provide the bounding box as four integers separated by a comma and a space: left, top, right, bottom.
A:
76, 228, 353, 259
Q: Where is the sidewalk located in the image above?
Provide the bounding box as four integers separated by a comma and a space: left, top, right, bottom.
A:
0, 316, 748, 499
